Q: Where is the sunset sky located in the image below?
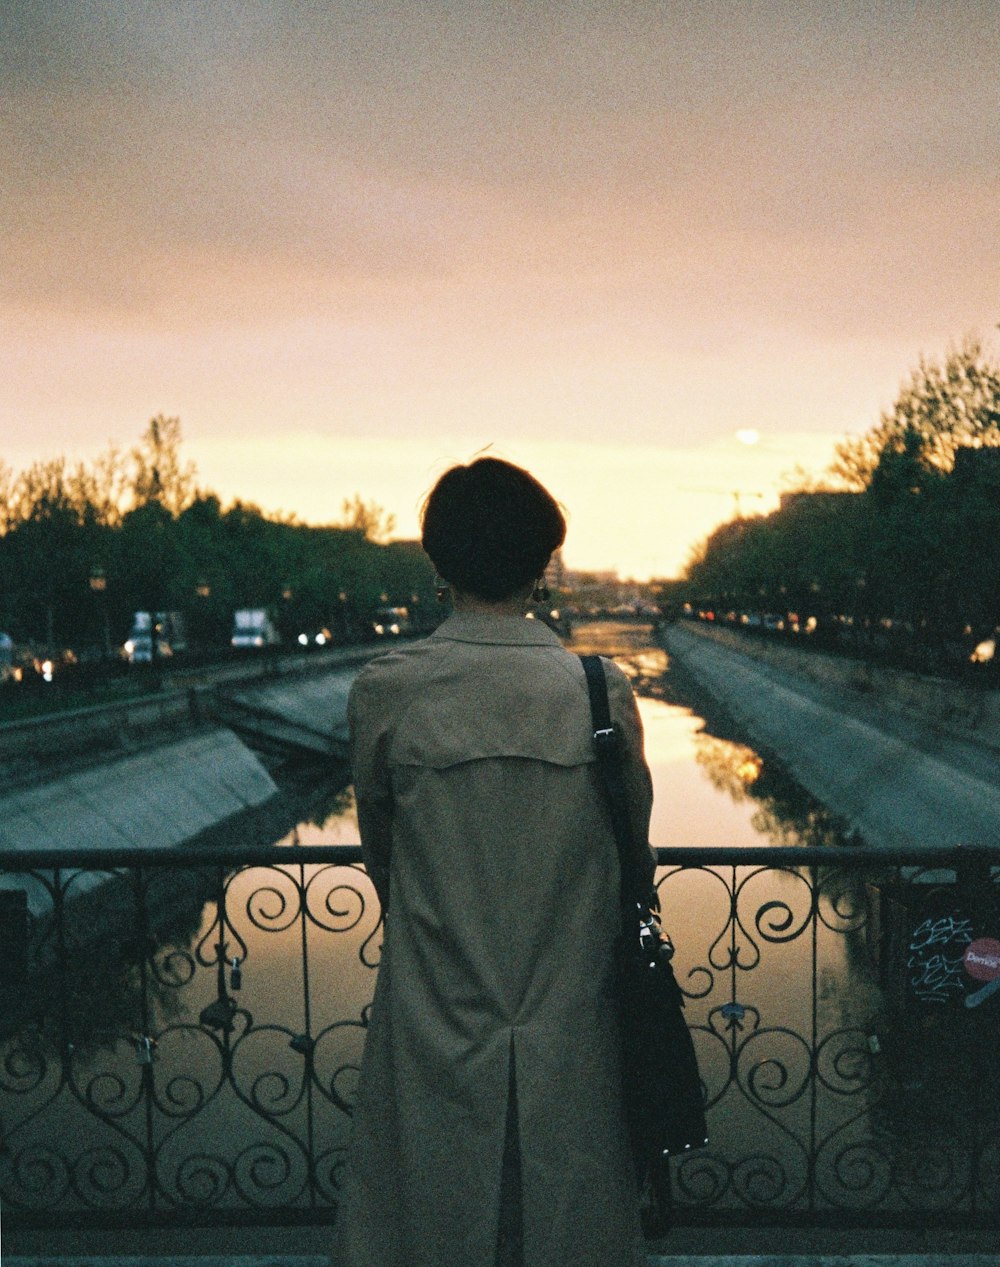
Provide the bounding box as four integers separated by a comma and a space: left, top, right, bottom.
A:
3, 1, 998, 577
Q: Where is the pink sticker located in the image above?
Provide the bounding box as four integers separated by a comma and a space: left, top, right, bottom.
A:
963, 938, 1000, 982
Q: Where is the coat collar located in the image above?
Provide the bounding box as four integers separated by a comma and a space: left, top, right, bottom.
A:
430, 610, 563, 647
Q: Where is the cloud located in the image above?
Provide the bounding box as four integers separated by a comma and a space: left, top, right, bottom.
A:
4, 1, 998, 329
1, 0, 997, 556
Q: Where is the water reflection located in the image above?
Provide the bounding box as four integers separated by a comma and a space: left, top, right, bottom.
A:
301, 635, 853, 853
289, 778, 355, 838
0, 857, 380, 1215
608, 639, 858, 851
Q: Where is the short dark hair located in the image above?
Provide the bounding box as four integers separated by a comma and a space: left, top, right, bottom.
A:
421, 458, 566, 601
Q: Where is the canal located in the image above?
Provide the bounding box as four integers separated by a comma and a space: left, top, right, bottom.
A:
285, 620, 851, 853
1, 622, 994, 1223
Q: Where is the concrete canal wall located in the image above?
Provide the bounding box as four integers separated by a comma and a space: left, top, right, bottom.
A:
677, 620, 1000, 757
660, 620, 1000, 851
5, 627, 998, 860
0, 727, 278, 858
0, 644, 383, 868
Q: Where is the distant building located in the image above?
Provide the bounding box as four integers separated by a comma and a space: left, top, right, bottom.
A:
563, 567, 621, 588
550, 547, 567, 590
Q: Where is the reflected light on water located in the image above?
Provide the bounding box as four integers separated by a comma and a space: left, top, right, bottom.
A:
279, 790, 360, 846
640, 695, 777, 848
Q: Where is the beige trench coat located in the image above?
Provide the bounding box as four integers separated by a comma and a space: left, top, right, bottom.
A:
333, 612, 655, 1267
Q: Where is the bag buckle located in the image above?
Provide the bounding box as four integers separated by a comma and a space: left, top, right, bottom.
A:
592, 725, 618, 752
638, 909, 675, 961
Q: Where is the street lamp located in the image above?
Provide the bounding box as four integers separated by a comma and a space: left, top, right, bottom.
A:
337, 590, 349, 641
89, 565, 111, 658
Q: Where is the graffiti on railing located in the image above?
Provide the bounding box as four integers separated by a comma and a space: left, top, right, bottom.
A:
906, 913, 974, 1003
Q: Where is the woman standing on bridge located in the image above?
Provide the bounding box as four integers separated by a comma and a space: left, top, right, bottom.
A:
333, 457, 655, 1267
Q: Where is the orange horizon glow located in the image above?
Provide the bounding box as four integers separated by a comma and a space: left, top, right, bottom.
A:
183, 429, 846, 580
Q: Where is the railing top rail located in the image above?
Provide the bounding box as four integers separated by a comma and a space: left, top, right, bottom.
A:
1, 842, 998, 871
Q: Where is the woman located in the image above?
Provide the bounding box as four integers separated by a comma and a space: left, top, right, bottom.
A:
333, 458, 655, 1267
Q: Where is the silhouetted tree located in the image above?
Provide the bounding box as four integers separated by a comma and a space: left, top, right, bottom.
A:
831, 337, 1000, 491
339, 494, 397, 543
683, 334, 1000, 670
0, 420, 435, 656
130, 415, 197, 516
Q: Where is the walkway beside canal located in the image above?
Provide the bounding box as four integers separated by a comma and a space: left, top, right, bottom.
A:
660, 620, 1000, 850
6, 1257, 1000, 1267
7, 1232, 1000, 1264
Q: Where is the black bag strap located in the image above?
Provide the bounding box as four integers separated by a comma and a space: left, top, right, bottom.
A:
579, 654, 648, 917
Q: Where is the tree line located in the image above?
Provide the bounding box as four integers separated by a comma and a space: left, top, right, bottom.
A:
682, 337, 1000, 665
0, 416, 436, 655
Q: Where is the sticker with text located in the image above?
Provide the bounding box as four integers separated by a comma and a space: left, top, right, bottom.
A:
963, 937, 1000, 1009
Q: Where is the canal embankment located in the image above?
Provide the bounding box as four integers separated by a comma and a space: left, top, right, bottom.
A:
660, 620, 1000, 850
0, 644, 381, 872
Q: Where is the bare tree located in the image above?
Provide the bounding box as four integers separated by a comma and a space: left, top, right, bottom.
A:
339, 493, 397, 543
70, 443, 130, 527
130, 415, 197, 516
0, 460, 14, 535
830, 336, 1000, 490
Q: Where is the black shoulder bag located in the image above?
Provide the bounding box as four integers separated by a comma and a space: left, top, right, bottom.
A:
579, 654, 708, 1238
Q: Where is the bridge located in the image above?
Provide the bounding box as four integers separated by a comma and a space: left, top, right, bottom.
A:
2, 625, 999, 1265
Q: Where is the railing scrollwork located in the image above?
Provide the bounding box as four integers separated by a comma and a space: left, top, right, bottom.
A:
0, 843, 997, 1228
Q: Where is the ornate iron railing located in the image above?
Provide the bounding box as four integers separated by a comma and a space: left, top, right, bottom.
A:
1, 844, 998, 1229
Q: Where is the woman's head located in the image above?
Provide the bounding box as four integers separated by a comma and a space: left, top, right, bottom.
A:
421, 458, 566, 602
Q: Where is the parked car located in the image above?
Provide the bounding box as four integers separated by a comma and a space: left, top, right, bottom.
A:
231, 608, 281, 649
124, 611, 187, 663
0, 632, 13, 682
372, 606, 411, 637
